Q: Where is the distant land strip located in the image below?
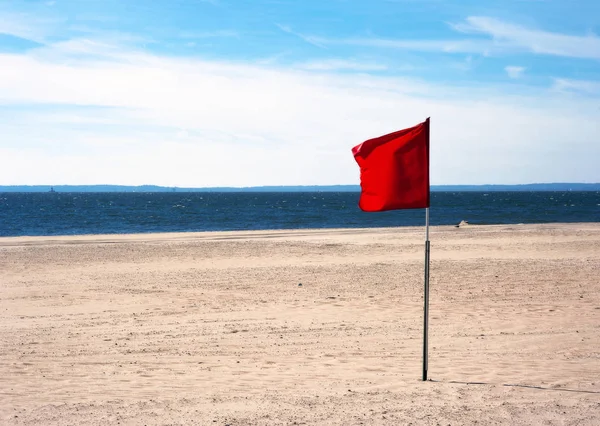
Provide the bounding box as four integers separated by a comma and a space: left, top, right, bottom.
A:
1, 183, 599, 192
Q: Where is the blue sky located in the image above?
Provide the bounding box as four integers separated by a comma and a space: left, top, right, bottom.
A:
0, 0, 599, 186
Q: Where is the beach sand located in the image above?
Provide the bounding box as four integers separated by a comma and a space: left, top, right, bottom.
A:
1, 223, 599, 425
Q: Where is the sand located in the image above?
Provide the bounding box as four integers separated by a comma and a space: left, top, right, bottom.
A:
1, 223, 599, 425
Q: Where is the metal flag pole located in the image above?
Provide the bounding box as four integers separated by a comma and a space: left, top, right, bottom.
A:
423, 207, 430, 381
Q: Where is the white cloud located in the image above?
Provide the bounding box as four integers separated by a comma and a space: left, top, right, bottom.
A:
0, 11, 58, 43
454, 16, 600, 59
179, 30, 238, 39
296, 59, 387, 71
308, 17, 600, 60
552, 78, 600, 95
505, 65, 526, 79
43, 38, 123, 56
450, 55, 476, 71
309, 36, 496, 55
276, 24, 327, 49
0, 36, 599, 186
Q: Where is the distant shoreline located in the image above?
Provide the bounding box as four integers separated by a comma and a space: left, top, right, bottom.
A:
1, 183, 599, 192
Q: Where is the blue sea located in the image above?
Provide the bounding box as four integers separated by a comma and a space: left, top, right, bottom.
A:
0, 192, 598, 237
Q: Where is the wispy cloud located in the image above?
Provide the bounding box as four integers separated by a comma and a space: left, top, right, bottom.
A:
276, 24, 326, 49
308, 35, 495, 55
296, 59, 387, 71
179, 30, 238, 39
0, 11, 61, 43
553, 78, 600, 95
25, 34, 151, 62
505, 65, 526, 79
450, 55, 477, 71
304, 17, 600, 60
454, 16, 600, 59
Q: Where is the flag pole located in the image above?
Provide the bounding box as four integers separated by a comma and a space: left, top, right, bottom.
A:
423, 207, 430, 381
422, 116, 431, 382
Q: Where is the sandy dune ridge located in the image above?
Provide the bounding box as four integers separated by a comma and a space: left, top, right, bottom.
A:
1, 223, 599, 425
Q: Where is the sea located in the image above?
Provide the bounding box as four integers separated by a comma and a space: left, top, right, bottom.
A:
0, 191, 598, 237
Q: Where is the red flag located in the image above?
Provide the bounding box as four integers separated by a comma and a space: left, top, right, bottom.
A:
352, 118, 430, 212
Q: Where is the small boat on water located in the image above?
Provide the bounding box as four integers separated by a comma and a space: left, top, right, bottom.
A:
49, 187, 56, 193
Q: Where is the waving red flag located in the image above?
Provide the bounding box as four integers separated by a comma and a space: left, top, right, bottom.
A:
352, 118, 430, 212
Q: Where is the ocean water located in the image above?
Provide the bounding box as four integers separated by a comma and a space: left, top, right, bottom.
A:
0, 191, 598, 237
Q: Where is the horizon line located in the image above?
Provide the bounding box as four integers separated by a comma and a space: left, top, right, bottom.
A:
1, 182, 599, 187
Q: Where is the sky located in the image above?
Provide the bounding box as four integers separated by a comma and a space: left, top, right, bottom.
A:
0, 0, 599, 187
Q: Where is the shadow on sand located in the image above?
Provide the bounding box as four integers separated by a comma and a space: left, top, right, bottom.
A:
429, 379, 600, 395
